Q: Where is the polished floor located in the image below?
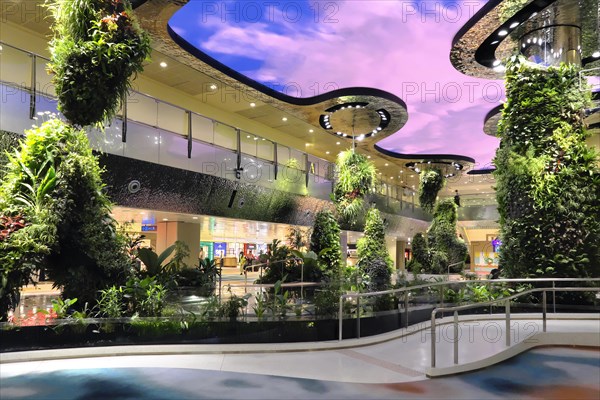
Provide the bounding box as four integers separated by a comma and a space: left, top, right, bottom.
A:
1, 318, 599, 399
1, 347, 598, 399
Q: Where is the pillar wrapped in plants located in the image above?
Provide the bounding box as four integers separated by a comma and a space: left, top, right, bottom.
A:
357, 208, 393, 291
0, 0, 150, 319
48, 0, 150, 127
410, 199, 467, 274
494, 56, 600, 279
309, 209, 342, 278
0, 119, 132, 319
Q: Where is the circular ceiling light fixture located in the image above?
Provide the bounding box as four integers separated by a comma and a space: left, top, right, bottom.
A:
405, 160, 464, 178
318, 102, 391, 140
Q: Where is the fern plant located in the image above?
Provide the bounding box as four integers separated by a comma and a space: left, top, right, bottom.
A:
47, 0, 151, 127
332, 150, 377, 224
418, 168, 445, 213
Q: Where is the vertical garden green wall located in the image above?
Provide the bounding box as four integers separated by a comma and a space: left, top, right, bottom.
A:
494, 57, 600, 278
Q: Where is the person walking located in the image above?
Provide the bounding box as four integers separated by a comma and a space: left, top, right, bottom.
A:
238, 251, 246, 275
454, 190, 461, 207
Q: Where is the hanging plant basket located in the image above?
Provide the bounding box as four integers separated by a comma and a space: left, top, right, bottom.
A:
332, 150, 377, 223
48, 0, 151, 127
418, 168, 445, 213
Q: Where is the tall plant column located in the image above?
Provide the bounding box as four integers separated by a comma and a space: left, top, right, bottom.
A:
494, 56, 600, 279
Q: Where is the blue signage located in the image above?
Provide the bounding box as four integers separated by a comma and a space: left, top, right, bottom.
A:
213, 242, 227, 257
141, 225, 157, 232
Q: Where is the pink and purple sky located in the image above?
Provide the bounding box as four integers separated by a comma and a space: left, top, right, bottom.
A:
169, 0, 504, 170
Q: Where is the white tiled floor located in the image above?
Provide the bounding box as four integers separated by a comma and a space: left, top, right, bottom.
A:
1, 315, 598, 384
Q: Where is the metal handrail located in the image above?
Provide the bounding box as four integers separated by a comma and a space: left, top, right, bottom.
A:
430, 286, 600, 368
337, 277, 600, 341
0, 39, 424, 195
0, 40, 333, 178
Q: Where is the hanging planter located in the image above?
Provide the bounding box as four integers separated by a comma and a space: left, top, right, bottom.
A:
332, 150, 377, 224
48, 0, 151, 127
418, 167, 445, 213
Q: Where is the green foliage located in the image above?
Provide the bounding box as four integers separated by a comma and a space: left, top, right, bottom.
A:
137, 244, 176, 276
219, 286, 251, 319
123, 276, 167, 317
494, 56, 600, 279
411, 233, 429, 271
0, 119, 131, 319
314, 282, 341, 318
47, 0, 151, 127
0, 131, 21, 181
418, 168, 445, 213
269, 278, 292, 318
176, 257, 220, 294
333, 150, 377, 224
252, 291, 268, 319
97, 285, 123, 318
50, 297, 78, 319
357, 208, 392, 291
257, 239, 296, 283
286, 226, 310, 250
310, 209, 342, 278
411, 199, 467, 274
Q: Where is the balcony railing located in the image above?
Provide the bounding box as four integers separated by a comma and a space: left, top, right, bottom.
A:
0, 40, 423, 208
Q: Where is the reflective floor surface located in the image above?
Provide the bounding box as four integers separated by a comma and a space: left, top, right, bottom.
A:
1, 347, 599, 399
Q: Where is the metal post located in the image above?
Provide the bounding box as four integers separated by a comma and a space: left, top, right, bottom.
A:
431, 313, 436, 368
453, 311, 459, 364
356, 295, 361, 339
218, 258, 224, 302
305, 153, 309, 187
122, 92, 128, 143
505, 299, 511, 346
542, 290, 547, 332
187, 110, 192, 158
301, 262, 304, 300
273, 142, 278, 180
404, 291, 409, 328
552, 280, 556, 313
338, 296, 344, 341
29, 54, 36, 119
235, 128, 241, 176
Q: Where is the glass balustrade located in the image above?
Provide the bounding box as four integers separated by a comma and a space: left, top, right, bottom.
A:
0, 40, 423, 208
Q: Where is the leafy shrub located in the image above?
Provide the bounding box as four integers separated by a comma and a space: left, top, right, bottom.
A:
314, 283, 341, 318
418, 168, 445, 213
332, 151, 377, 224
0, 119, 131, 319
357, 208, 392, 291
310, 209, 342, 278
411, 199, 467, 274
47, 0, 151, 127
97, 285, 123, 318
123, 276, 167, 317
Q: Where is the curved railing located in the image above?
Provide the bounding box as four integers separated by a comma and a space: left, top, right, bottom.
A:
338, 277, 600, 341
430, 286, 600, 368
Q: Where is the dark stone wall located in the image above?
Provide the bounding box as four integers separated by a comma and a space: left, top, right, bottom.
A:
98, 153, 332, 226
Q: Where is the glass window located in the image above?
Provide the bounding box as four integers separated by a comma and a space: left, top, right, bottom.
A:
213, 122, 236, 150
127, 93, 158, 127
191, 114, 214, 144
159, 129, 189, 170
0, 45, 31, 88
240, 130, 257, 157
123, 121, 159, 164
256, 137, 274, 161
157, 102, 187, 136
